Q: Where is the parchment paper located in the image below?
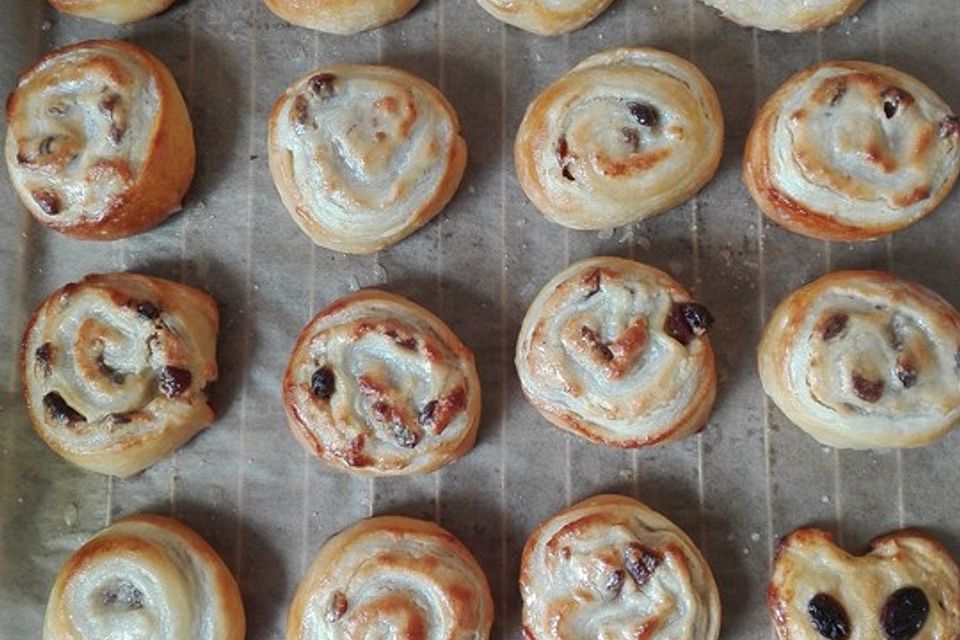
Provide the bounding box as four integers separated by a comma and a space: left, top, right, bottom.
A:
2, 0, 959, 637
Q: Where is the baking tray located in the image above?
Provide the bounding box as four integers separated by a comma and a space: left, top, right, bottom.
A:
2, 0, 960, 637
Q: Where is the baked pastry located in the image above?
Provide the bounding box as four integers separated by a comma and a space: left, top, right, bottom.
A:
283, 289, 481, 475
43, 514, 245, 640
4, 40, 196, 240
515, 257, 716, 447
287, 516, 493, 640
268, 65, 466, 254
770, 528, 960, 640
515, 47, 723, 230
521, 494, 721, 640
21, 273, 219, 477
698, 0, 869, 32
758, 270, 960, 449
745, 60, 960, 241
48, 0, 177, 24
473, 0, 615, 35
263, 0, 420, 34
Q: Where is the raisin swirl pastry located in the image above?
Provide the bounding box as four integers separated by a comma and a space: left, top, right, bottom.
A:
48, 0, 177, 24
759, 271, 960, 449
521, 494, 721, 640
268, 65, 467, 254
516, 257, 716, 447
263, 0, 420, 34
288, 516, 493, 639
745, 61, 960, 241
770, 528, 960, 640
697, 0, 868, 32
4, 40, 196, 240
515, 47, 723, 231
21, 273, 219, 477
43, 514, 245, 640
473, 0, 615, 36
283, 290, 481, 476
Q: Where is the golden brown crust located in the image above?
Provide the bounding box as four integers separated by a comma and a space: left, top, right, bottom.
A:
43, 514, 245, 640
48, 0, 177, 24
282, 289, 481, 476
473, 0, 615, 35
699, 0, 869, 32
769, 527, 960, 640
287, 516, 493, 640
521, 495, 721, 640
4, 40, 195, 240
21, 273, 219, 477
758, 270, 960, 449
745, 61, 960, 241
516, 257, 716, 448
262, 0, 420, 34
267, 65, 466, 254
515, 48, 723, 231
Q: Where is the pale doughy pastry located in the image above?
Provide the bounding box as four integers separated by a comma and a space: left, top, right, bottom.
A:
745, 60, 960, 241
758, 271, 960, 449
43, 514, 245, 640
770, 528, 960, 640
48, 0, 177, 24
4, 40, 196, 240
515, 47, 723, 230
263, 0, 420, 34
521, 494, 721, 640
283, 289, 481, 476
287, 516, 493, 640
268, 65, 466, 254
473, 0, 615, 35
516, 257, 716, 447
21, 273, 219, 477
698, 0, 869, 32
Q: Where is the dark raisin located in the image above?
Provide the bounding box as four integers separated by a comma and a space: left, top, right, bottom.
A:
940, 115, 960, 138
807, 593, 850, 640
134, 300, 161, 320
628, 102, 659, 127
158, 366, 192, 398
292, 95, 310, 127
309, 73, 337, 98
99, 93, 120, 116
110, 413, 133, 424
821, 314, 848, 340
392, 421, 421, 448
881, 587, 929, 640
882, 88, 912, 119
852, 373, 884, 403
43, 392, 85, 424
108, 125, 125, 145
35, 342, 54, 375
896, 359, 918, 389
39, 136, 56, 155
419, 400, 438, 427
624, 543, 661, 588
605, 569, 625, 597
581, 326, 614, 361
830, 82, 847, 106
620, 127, 640, 151
562, 165, 575, 181
557, 136, 569, 160
665, 302, 714, 346
100, 583, 144, 610
584, 270, 602, 299
325, 591, 348, 622
98, 356, 126, 385
311, 367, 335, 400
33, 190, 61, 216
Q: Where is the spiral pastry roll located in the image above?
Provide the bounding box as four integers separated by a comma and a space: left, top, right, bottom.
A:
21, 273, 219, 477
268, 65, 467, 254
697, 0, 868, 32
473, 0, 615, 36
758, 271, 960, 449
283, 290, 481, 476
263, 0, 420, 34
516, 257, 716, 448
515, 48, 723, 231
48, 0, 177, 24
4, 40, 195, 241
43, 514, 245, 640
287, 516, 493, 640
770, 528, 960, 640
745, 61, 960, 241
521, 494, 721, 640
